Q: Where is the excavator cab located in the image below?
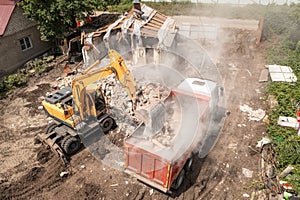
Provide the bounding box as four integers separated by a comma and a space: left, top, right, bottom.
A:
80, 84, 107, 120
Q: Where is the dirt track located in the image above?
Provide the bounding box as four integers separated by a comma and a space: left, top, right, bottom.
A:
0, 17, 269, 199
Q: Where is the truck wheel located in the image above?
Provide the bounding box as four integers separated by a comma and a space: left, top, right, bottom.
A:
45, 122, 57, 134
184, 157, 193, 172
172, 169, 185, 190
100, 117, 115, 133
61, 135, 81, 155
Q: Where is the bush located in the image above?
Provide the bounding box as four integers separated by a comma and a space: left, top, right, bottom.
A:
264, 5, 300, 192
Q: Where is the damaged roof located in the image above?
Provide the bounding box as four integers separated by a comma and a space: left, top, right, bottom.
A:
84, 3, 177, 48
0, 0, 19, 36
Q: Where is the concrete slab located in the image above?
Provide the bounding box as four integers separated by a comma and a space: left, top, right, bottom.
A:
267, 64, 297, 82
258, 69, 269, 82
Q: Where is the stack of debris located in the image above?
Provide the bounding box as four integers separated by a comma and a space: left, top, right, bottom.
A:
100, 73, 172, 139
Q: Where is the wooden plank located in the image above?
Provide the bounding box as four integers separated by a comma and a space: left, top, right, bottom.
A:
152, 17, 165, 24
142, 25, 159, 32
149, 19, 163, 27
155, 13, 167, 21
143, 22, 161, 29
256, 16, 264, 45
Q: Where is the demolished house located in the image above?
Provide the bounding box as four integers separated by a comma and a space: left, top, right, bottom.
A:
81, 2, 178, 67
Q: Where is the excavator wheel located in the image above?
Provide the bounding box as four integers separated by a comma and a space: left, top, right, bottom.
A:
61, 135, 81, 155
100, 116, 115, 133
45, 122, 58, 134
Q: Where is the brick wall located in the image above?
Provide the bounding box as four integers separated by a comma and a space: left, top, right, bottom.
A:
0, 26, 52, 74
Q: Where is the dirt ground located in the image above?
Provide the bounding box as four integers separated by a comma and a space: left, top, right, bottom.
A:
0, 17, 269, 200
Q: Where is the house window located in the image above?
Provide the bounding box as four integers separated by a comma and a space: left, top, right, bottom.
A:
19, 36, 32, 51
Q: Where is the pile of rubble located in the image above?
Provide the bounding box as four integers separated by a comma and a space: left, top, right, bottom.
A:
100, 73, 173, 138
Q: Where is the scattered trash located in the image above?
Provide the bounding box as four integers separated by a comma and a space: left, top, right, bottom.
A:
63, 65, 75, 75
280, 165, 294, 178
59, 171, 69, 177
125, 181, 129, 185
243, 193, 250, 198
262, 115, 269, 124
267, 64, 297, 82
38, 106, 44, 110
242, 168, 253, 178
280, 181, 296, 192
284, 191, 293, 200
268, 95, 278, 109
149, 189, 154, 196
110, 183, 118, 187
256, 137, 272, 148
239, 104, 265, 121
277, 116, 299, 128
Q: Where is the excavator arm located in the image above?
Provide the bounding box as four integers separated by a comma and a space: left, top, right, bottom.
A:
72, 49, 136, 121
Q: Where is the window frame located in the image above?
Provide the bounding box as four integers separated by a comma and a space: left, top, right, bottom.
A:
19, 36, 33, 51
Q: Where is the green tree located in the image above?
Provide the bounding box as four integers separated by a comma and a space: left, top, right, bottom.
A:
19, 0, 120, 41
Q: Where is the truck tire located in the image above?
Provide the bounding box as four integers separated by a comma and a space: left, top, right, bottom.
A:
100, 117, 115, 133
172, 169, 185, 190
61, 135, 81, 155
184, 157, 193, 172
45, 122, 57, 134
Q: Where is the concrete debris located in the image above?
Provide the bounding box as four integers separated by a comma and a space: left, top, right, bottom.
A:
258, 68, 269, 82
277, 116, 299, 128
53, 74, 75, 89
80, 165, 86, 169
99, 73, 171, 137
256, 137, 271, 148
242, 168, 253, 178
38, 106, 44, 110
239, 104, 265, 121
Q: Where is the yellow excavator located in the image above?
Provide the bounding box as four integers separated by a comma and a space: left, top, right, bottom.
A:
38, 49, 136, 162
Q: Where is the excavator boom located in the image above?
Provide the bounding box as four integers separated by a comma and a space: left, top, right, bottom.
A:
72, 49, 136, 121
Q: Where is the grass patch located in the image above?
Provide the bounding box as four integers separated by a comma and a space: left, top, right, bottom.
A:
0, 56, 55, 98
264, 4, 300, 193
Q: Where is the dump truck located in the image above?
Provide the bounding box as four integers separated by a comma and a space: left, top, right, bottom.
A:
124, 78, 222, 193
38, 49, 136, 162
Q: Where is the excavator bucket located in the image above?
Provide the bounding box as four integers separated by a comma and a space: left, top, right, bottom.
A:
135, 101, 166, 136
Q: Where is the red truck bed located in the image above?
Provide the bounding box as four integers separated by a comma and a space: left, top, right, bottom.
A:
124, 78, 219, 192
